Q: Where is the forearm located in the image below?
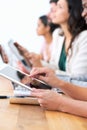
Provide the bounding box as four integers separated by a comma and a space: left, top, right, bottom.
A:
53, 78, 87, 101
59, 95, 87, 117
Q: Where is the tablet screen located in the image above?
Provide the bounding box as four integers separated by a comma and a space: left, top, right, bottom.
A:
0, 65, 51, 90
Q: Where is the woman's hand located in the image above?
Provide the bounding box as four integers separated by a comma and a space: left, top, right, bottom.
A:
29, 52, 42, 67
0, 45, 9, 63
14, 42, 32, 67
30, 67, 59, 88
31, 88, 62, 110
14, 42, 29, 56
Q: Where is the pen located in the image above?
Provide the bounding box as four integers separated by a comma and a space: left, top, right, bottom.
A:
0, 95, 29, 99
0, 95, 10, 99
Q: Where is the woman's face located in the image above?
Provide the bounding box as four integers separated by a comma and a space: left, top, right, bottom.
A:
52, 0, 70, 25
36, 19, 49, 35
48, 2, 57, 21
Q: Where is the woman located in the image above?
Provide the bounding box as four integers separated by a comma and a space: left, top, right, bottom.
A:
15, 15, 58, 69
28, 15, 58, 66
48, 0, 87, 76
14, 15, 58, 82
37, 15, 57, 62
29, 0, 87, 117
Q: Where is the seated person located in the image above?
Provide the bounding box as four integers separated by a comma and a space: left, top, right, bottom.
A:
13, 0, 87, 86
14, 15, 58, 69
28, 0, 87, 118
15, 0, 87, 77
47, 0, 87, 76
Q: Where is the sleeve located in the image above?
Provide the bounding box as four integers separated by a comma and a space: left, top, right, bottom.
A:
69, 31, 87, 75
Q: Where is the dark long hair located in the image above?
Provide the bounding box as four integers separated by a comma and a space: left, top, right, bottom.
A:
66, 0, 87, 42
39, 15, 58, 34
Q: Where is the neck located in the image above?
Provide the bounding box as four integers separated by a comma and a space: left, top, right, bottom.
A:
44, 32, 53, 44
61, 24, 72, 52
61, 24, 72, 40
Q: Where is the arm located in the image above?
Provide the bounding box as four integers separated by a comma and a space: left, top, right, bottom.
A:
57, 80, 87, 101
59, 94, 87, 117
31, 88, 87, 117
30, 67, 87, 101
69, 31, 87, 75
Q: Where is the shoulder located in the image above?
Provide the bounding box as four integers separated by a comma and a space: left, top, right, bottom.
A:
73, 30, 87, 45
79, 30, 87, 37
76, 30, 87, 40
71, 31, 87, 54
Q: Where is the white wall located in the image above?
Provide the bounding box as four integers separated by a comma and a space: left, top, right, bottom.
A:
0, 0, 50, 53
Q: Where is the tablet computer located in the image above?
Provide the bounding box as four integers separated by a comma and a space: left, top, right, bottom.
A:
8, 39, 31, 71
0, 64, 51, 90
0, 64, 32, 90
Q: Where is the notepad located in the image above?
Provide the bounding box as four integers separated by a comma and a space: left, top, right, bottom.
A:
9, 96, 39, 105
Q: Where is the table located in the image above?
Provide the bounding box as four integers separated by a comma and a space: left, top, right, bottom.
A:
0, 76, 87, 130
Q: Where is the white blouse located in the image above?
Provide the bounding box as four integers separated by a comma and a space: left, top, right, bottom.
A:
41, 28, 87, 76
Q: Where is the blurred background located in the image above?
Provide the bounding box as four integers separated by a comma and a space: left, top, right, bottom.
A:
0, 0, 50, 53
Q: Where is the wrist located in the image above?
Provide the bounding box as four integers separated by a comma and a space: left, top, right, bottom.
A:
52, 76, 64, 89
33, 61, 43, 67
57, 94, 76, 115
56, 94, 65, 111
56, 94, 68, 112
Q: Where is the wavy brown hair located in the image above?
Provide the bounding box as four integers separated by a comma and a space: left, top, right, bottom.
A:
66, 0, 87, 51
